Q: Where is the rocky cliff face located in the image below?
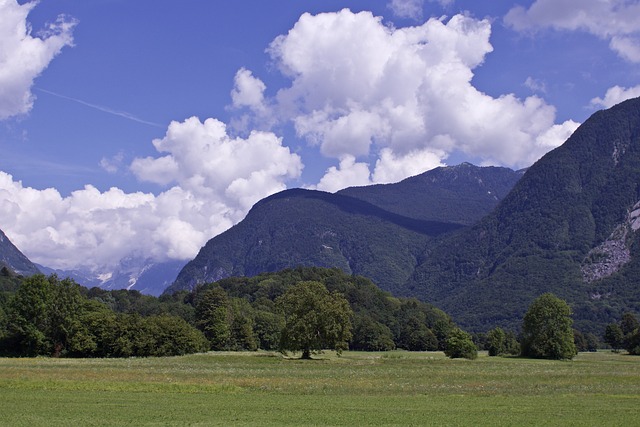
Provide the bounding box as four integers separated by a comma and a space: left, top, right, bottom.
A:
581, 201, 640, 283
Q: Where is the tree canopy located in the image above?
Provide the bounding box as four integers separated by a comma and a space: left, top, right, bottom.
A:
521, 293, 577, 360
276, 281, 353, 359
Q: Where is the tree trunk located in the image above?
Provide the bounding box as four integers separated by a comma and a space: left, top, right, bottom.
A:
301, 348, 311, 359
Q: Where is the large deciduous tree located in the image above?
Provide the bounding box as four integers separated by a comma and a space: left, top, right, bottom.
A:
276, 281, 352, 359
521, 293, 577, 360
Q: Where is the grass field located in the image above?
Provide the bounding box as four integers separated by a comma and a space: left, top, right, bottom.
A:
0, 350, 639, 426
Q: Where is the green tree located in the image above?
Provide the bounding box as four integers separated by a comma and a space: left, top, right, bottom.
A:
276, 281, 353, 359
195, 287, 231, 350
2, 275, 91, 357
521, 293, 577, 360
620, 312, 639, 336
486, 327, 506, 356
604, 323, 624, 352
350, 314, 395, 351
228, 298, 257, 351
444, 327, 477, 360
253, 309, 284, 350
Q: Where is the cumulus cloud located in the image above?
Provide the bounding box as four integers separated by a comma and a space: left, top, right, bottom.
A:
591, 85, 640, 108
262, 9, 577, 191
505, 0, 640, 63
0, 0, 75, 119
230, 67, 267, 111
0, 117, 302, 270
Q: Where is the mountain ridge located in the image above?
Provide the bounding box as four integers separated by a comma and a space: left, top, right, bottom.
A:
167, 164, 523, 295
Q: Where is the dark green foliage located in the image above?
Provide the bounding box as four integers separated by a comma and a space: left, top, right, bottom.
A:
350, 314, 395, 351
195, 287, 231, 350
606, 312, 640, 355
604, 323, 624, 352
276, 281, 353, 358
0, 274, 207, 358
620, 312, 640, 336
1, 275, 88, 357
486, 327, 506, 356
191, 267, 456, 352
253, 309, 283, 350
521, 293, 577, 360
574, 330, 600, 352
444, 328, 478, 360
0, 267, 466, 357
229, 298, 258, 351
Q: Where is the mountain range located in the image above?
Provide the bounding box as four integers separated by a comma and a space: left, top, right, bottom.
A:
167, 164, 524, 294
3, 97, 640, 334
169, 97, 640, 333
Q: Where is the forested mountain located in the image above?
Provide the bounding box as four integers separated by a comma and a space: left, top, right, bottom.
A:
167, 165, 522, 295
169, 98, 640, 334
0, 229, 39, 277
409, 97, 640, 333
338, 163, 524, 225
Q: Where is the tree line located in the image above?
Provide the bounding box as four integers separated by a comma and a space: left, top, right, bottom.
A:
0, 268, 461, 358
1, 267, 636, 360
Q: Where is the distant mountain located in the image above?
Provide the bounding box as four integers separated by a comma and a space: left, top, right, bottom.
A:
339, 163, 524, 225
166, 164, 522, 295
409, 97, 640, 333
38, 258, 186, 297
0, 229, 39, 276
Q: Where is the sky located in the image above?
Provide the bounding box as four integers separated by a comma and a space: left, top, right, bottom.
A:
1, 0, 640, 273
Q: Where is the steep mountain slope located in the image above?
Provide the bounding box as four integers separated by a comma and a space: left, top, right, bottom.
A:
409, 97, 640, 332
167, 165, 522, 294
339, 163, 524, 225
0, 229, 39, 276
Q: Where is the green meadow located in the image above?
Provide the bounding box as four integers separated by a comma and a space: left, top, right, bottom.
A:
1, 351, 638, 426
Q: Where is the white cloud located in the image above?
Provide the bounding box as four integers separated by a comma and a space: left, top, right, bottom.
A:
230, 67, 267, 111
0, 0, 75, 120
314, 156, 372, 193
99, 152, 125, 174
389, 0, 424, 20
263, 10, 577, 190
505, 0, 640, 63
524, 76, 547, 94
131, 116, 302, 212
0, 117, 303, 271
591, 85, 640, 108
372, 147, 445, 184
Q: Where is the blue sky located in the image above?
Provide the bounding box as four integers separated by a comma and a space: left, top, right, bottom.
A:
1, 0, 640, 272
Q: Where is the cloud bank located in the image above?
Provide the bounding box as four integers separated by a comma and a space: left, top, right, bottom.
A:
0, 118, 302, 270
0, 0, 75, 120
249, 10, 578, 190
505, 0, 640, 62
